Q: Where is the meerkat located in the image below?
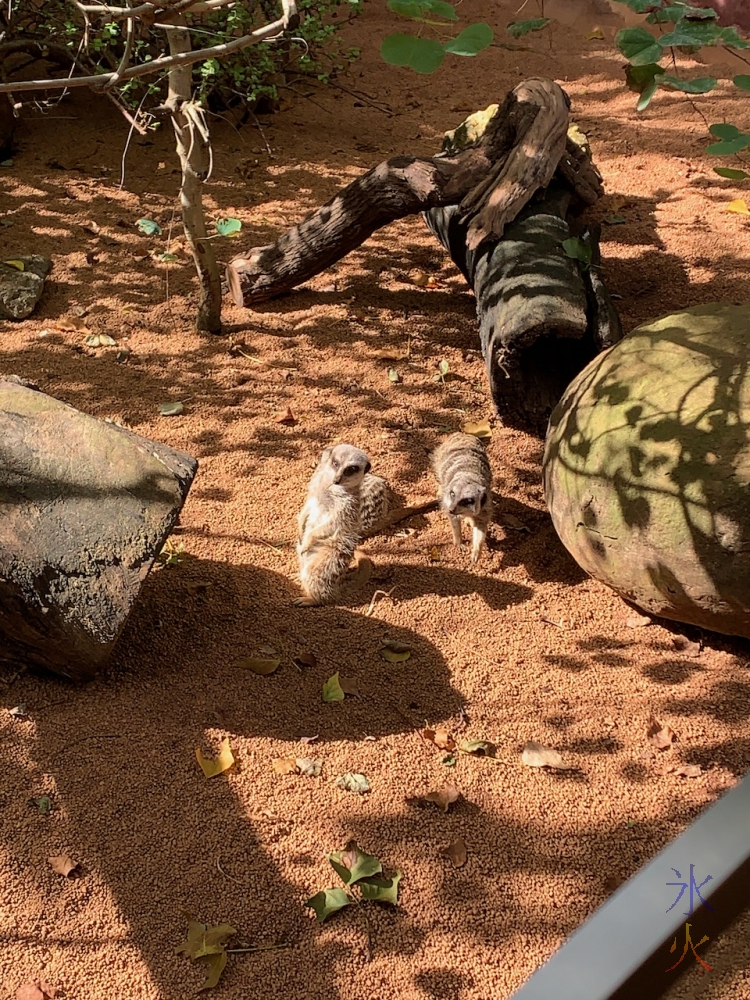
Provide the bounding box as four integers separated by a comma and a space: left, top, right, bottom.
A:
431, 432, 492, 563
294, 443, 373, 607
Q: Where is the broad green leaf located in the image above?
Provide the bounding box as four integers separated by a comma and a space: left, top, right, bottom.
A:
625, 63, 665, 108
610, 0, 660, 12
734, 74, 750, 90
158, 400, 185, 416
439, 359, 450, 375
381, 33, 445, 73
660, 21, 749, 48
329, 841, 382, 884
322, 673, 345, 702
507, 17, 549, 39
387, 0, 458, 21
660, 75, 716, 93
637, 76, 660, 109
714, 167, 750, 179
306, 888, 351, 923
444, 23, 493, 56
616, 26, 663, 65
359, 871, 402, 904
175, 921, 236, 960
707, 136, 750, 155
562, 237, 592, 267
458, 738, 496, 757
710, 123, 742, 140
136, 217, 162, 236
215, 217, 242, 237
647, 5, 717, 22
718, 26, 750, 49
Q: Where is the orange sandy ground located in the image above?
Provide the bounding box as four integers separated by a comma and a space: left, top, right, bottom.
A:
2, 2, 750, 998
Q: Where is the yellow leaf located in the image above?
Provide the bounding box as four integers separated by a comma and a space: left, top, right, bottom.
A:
381, 640, 411, 663
4, 259, 24, 271
725, 199, 750, 215
199, 950, 227, 990
412, 270, 429, 287
196, 737, 234, 778
585, 27, 604, 40
272, 757, 299, 774
429, 546, 440, 562
461, 419, 492, 439
238, 656, 280, 675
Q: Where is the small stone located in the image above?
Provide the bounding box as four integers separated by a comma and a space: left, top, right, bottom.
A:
0, 255, 52, 320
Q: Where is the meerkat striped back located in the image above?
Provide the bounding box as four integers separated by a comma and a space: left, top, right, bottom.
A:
358, 473, 391, 536
431, 433, 491, 495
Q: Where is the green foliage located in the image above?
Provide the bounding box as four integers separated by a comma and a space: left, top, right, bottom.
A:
306, 842, 401, 923
660, 75, 717, 93
714, 166, 750, 179
562, 237, 593, 270
382, 0, 492, 73
13, 0, 364, 113
616, 26, 663, 65
507, 17, 550, 39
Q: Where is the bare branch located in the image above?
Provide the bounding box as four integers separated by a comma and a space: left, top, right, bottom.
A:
102, 13, 134, 91
0, 14, 288, 93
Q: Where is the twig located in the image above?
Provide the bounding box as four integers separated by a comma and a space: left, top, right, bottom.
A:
364, 586, 396, 617
102, 10, 135, 91
318, 78, 392, 116
0, 15, 291, 93
226, 942, 292, 954
216, 857, 245, 885
118, 88, 149, 188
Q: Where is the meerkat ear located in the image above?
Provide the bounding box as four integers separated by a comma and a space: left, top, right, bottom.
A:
320, 447, 332, 464
364, 461, 371, 474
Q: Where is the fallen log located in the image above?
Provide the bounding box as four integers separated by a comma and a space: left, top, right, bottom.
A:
226, 77, 622, 432
0, 378, 198, 681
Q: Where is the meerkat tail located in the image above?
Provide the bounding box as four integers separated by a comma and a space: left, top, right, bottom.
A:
360, 498, 440, 538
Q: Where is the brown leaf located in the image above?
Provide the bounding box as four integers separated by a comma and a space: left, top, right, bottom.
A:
186, 581, 211, 596
238, 656, 280, 675
424, 785, 460, 812
441, 837, 467, 868
603, 874, 623, 894
294, 652, 317, 669
296, 757, 322, 777
412, 270, 429, 287
626, 613, 652, 628
275, 406, 297, 426
339, 676, 360, 696
48, 854, 79, 877
373, 347, 409, 361
423, 727, 456, 751
647, 716, 676, 750
521, 741, 574, 770
272, 758, 299, 775
672, 763, 703, 778
672, 634, 702, 657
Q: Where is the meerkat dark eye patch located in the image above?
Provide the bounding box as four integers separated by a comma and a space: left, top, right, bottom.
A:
343, 464, 360, 477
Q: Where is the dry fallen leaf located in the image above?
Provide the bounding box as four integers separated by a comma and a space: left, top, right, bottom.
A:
296, 757, 322, 777
441, 837, 468, 868
272, 757, 299, 775
672, 634, 702, 657
16, 984, 57, 1000
725, 198, 750, 215
48, 854, 79, 877
381, 640, 411, 663
339, 676, 360, 696
500, 513, 530, 533
585, 26, 605, 39
335, 772, 370, 794
412, 270, 429, 287
275, 406, 298, 426
459, 738, 496, 757
672, 763, 703, 778
196, 737, 235, 778
373, 347, 410, 361
429, 546, 441, 562
294, 652, 317, 669
521, 741, 574, 770
461, 419, 492, 440
186, 581, 212, 596
626, 613, 652, 628
299, 735, 319, 745
647, 716, 677, 750
238, 656, 280, 675
423, 784, 460, 812
423, 727, 456, 751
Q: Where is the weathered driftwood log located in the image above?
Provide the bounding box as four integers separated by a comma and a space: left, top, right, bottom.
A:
0, 379, 197, 681
226, 77, 621, 431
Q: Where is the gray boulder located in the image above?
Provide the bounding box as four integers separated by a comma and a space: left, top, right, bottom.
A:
0, 255, 52, 319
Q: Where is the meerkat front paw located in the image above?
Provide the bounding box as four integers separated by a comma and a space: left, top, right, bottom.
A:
292, 595, 321, 607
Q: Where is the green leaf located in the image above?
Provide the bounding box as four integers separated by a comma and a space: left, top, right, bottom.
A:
359, 871, 402, 905
388, 368, 400, 383
444, 23, 493, 56
734, 74, 750, 91
610, 0, 661, 12
198, 951, 227, 991
710, 123, 742, 140
381, 640, 411, 662
0, 158, 13, 167
322, 673, 345, 702
706, 136, 750, 155
387, 0, 458, 21
659, 21, 749, 48
458, 738, 496, 757
562, 237, 592, 267
507, 17, 550, 39
660, 75, 717, 93
625, 63, 665, 108
35, 795, 52, 814
158, 400, 185, 416
439, 359, 450, 375
136, 217, 162, 236
175, 921, 236, 960
159, 252, 179, 262
637, 76, 661, 109
329, 841, 383, 884
718, 25, 750, 49
604, 214, 627, 225
647, 5, 717, 22
381, 33, 445, 73
215, 217, 242, 237
616, 26, 663, 65
306, 888, 351, 923
714, 166, 750, 179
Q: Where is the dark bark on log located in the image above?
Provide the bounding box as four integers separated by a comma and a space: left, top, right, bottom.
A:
226, 78, 571, 306
0, 380, 198, 681
425, 182, 621, 432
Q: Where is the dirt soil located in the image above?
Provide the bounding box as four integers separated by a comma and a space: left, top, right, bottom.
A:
3, 1, 750, 998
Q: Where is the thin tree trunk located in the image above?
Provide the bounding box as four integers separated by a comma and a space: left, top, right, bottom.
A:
166, 20, 222, 334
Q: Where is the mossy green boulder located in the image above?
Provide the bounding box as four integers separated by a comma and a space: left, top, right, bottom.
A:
543, 303, 750, 638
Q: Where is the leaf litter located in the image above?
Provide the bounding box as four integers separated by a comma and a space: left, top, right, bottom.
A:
196, 737, 235, 778
175, 919, 236, 990
521, 741, 574, 770
335, 772, 370, 794
441, 838, 468, 868
306, 841, 401, 923
407, 784, 460, 812
381, 640, 411, 662
48, 854, 79, 877
238, 656, 280, 675
647, 716, 677, 750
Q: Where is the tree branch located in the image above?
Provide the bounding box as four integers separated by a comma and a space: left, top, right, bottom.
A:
0, 13, 289, 93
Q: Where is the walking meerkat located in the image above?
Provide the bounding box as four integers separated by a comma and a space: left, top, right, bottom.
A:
294, 443, 377, 607
431, 432, 492, 563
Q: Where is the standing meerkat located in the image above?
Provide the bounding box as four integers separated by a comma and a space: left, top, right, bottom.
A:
294, 443, 373, 607
431, 432, 492, 563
